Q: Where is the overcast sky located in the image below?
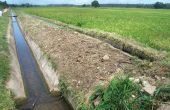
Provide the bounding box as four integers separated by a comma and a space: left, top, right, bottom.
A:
1, 0, 170, 5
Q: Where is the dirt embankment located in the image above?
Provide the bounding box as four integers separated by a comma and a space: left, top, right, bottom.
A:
18, 15, 137, 92
17, 15, 170, 108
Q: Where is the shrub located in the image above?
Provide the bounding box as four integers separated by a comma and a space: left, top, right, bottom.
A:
76, 21, 85, 27
154, 2, 165, 9
91, 0, 100, 8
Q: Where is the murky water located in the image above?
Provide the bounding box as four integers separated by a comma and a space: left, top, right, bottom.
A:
11, 13, 73, 110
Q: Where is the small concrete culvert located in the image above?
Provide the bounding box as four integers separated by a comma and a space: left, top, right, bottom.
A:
10, 12, 73, 110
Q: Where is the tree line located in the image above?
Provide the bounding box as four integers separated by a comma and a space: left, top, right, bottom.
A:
153, 2, 170, 9
8, 0, 170, 9
0, 1, 8, 9
90, 1, 170, 9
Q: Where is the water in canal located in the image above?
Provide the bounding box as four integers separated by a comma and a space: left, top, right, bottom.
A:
11, 13, 73, 110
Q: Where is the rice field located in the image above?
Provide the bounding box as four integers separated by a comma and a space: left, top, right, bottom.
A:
17, 7, 170, 52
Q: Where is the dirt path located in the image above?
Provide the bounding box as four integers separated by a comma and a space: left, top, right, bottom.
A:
18, 15, 141, 95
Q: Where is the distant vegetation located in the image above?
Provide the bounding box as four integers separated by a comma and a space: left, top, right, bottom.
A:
154, 2, 170, 9
0, 1, 8, 9
91, 0, 100, 7
17, 7, 170, 52
11, 2, 170, 9
100, 2, 170, 9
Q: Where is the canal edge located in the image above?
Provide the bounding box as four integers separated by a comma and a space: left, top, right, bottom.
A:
6, 16, 27, 105
16, 16, 77, 109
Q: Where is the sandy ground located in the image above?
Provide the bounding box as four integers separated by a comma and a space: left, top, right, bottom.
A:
18, 15, 164, 96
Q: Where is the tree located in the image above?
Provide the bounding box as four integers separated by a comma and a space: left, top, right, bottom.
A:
166, 3, 170, 9
0, 1, 8, 9
82, 4, 86, 7
21, 3, 30, 7
91, 0, 100, 7
25, 3, 30, 7
154, 2, 165, 9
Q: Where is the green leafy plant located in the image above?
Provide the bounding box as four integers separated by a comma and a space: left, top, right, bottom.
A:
76, 21, 85, 27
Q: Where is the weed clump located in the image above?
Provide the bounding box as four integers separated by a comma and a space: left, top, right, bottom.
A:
89, 76, 170, 110
155, 84, 170, 102
76, 21, 85, 27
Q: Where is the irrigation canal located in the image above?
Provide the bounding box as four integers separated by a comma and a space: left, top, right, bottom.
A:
11, 12, 73, 110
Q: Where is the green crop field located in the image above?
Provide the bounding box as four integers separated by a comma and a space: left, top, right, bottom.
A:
17, 7, 170, 52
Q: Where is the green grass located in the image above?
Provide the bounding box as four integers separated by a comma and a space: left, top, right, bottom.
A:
0, 13, 15, 110
16, 7, 170, 52
0, 5, 2, 9
89, 76, 170, 110
89, 77, 155, 110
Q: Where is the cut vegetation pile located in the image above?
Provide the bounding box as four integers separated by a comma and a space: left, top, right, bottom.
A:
0, 13, 15, 109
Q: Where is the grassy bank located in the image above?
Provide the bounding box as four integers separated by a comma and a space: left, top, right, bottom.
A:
16, 7, 170, 52
0, 13, 15, 109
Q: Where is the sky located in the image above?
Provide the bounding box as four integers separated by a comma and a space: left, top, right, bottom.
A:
1, 0, 170, 5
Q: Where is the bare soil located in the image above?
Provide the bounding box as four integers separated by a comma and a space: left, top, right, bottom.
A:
18, 15, 169, 96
